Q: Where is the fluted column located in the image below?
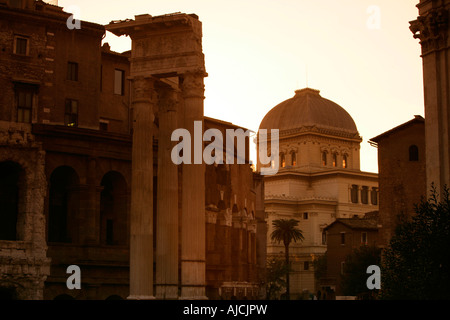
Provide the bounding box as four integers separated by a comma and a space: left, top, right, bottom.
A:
180, 71, 207, 299
128, 76, 157, 300
156, 86, 180, 299
410, 3, 450, 195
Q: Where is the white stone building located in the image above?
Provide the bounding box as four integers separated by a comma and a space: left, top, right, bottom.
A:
257, 88, 378, 299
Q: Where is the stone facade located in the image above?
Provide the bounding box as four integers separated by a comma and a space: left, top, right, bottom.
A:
323, 214, 379, 297
369, 115, 426, 246
0, 121, 50, 300
257, 88, 378, 299
0, 1, 265, 300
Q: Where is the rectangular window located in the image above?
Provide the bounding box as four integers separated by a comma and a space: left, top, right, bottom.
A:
361, 186, 369, 204
99, 122, 108, 131
65, 99, 78, 127
340, 232, 346, 245
371, 188, 378, 205
303, 212, 308, 220
67, 62, 78, 81
322, 231, 327, 245
351, 185, 359, 203
304, 261, 309, 271
15, 85, 35, 123
361, 232, 367, 245
114, 69, 124, 95
14, 36, 28, 55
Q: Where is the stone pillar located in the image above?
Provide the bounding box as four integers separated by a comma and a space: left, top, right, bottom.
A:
156, 86, 180, 299
180, 71, 207, 299
85, 156, 99, 244
128, 76, 157, 300
410, 2, 450, 195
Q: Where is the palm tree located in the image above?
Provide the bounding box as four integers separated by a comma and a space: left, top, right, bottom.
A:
270, 218, 304, 300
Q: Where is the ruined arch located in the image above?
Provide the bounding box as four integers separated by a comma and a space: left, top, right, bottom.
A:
0, 161, 25, 240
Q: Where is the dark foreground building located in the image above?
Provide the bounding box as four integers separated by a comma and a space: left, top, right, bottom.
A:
0, 0, 266, 300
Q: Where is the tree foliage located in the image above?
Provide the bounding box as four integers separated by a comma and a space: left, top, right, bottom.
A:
265, 256, 289, 300
270, 219, 305, 248
313, 252, 327, 282
270, 219, 304, 299
381, 186, 450, 299
340, 245, 381, 298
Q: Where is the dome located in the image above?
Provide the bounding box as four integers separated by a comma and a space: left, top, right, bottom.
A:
259, 88, 358, 136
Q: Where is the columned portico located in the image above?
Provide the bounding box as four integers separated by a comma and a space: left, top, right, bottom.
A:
106, 13, 207, 300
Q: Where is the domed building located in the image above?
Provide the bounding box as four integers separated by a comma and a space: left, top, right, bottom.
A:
257, 88, 379, 299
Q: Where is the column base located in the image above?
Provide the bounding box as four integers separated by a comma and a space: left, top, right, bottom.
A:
179, 296, 209, 300
179, 287, 208, 300
156, 285, 179, 300
127, 295, 156, 300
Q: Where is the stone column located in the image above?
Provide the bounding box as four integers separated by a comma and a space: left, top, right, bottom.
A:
180, 71, 207, 299
156, 86, 180, 299
128, 76, 157, 300
410, 2, 450, 195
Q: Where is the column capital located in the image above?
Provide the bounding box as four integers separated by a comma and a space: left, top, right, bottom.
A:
181, 70, 206, 99
132, 76, 158, 104
410, 7, 449, 54
158, 86, 179, 113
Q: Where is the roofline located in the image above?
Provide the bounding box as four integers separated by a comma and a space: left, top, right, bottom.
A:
323, 218, 378, 231
262, 168, 379, 181
369, 115, 424, 144
204, 116, 252, 132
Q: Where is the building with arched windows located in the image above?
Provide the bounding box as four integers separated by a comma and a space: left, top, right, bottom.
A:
257, 88, 379, 298
0, 1, 265, 300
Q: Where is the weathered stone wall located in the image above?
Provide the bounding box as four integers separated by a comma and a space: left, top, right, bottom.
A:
0, 121, 50, 300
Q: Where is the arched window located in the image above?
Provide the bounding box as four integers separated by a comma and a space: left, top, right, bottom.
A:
291, 152, 297, 166
280, 153, 285, 168
0, 161, 21, 240
409, 145, 419, 161
100, 171, 128, 246
342, 155, 348, 168
48, 166, 79, 243
332, 153, 337, 167
322, 152, 327, 166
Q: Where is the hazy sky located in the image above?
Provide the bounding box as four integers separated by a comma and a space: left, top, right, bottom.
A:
58, 0, 424, 173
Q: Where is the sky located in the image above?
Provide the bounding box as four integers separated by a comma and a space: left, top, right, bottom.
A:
57, 0, 425, 173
